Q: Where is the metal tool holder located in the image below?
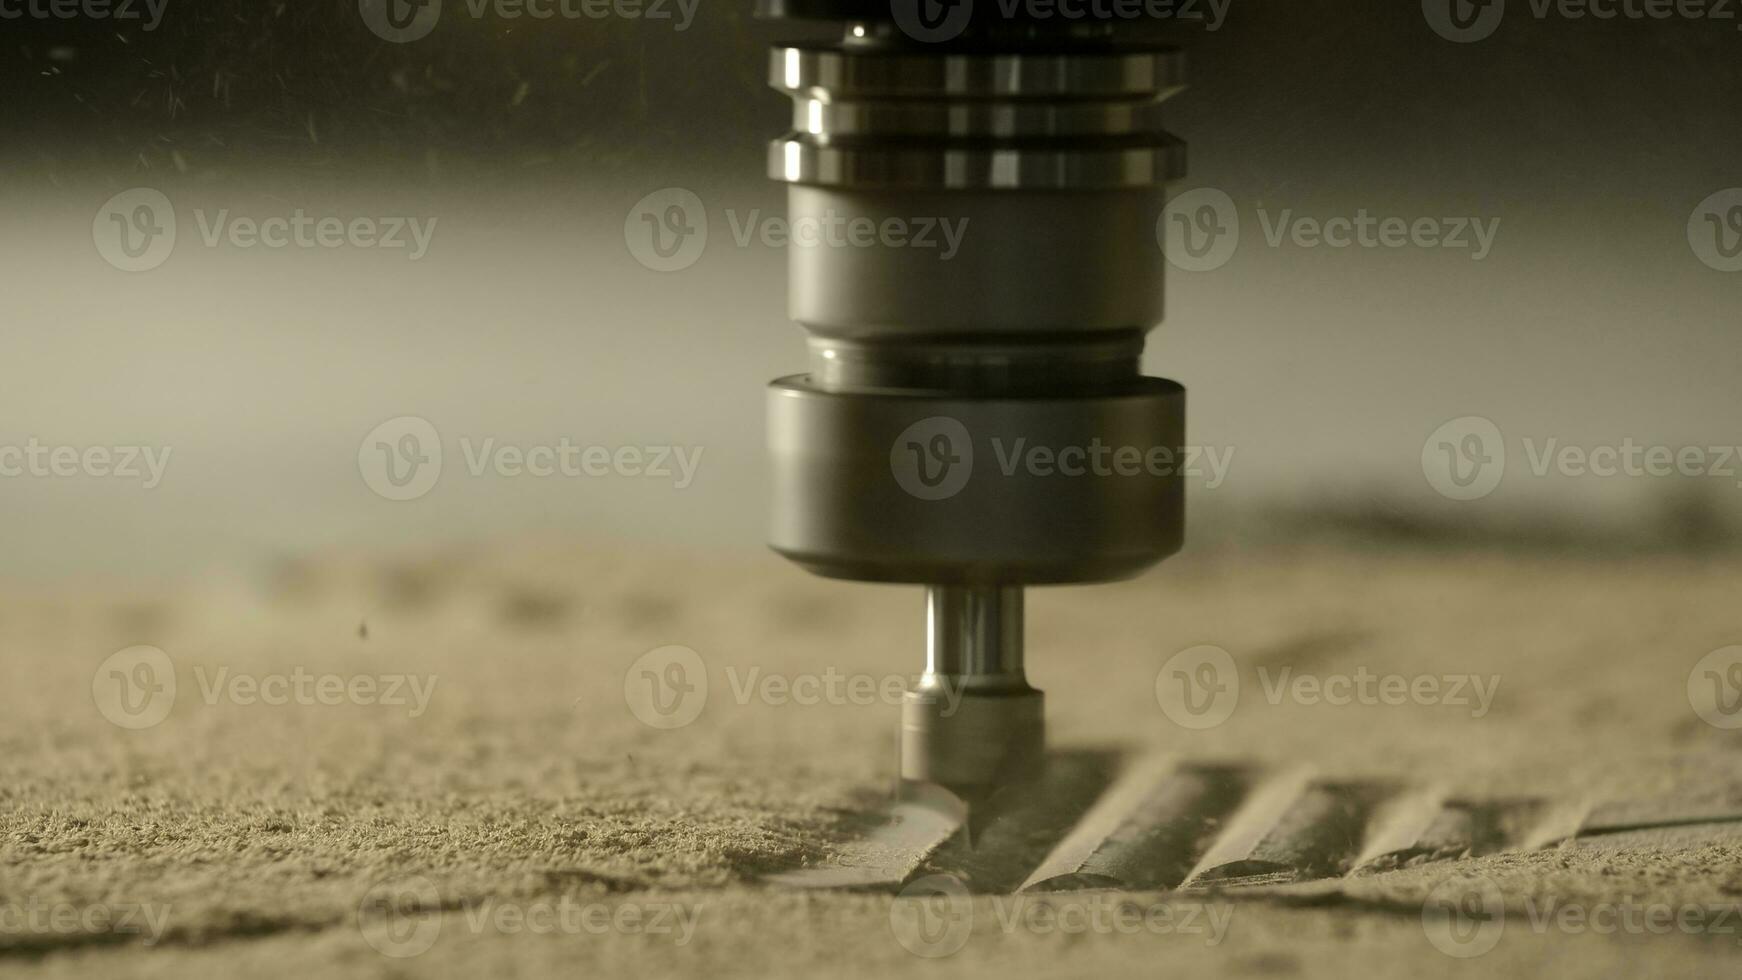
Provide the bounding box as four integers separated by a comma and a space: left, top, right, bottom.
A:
761, 1, 1193, 803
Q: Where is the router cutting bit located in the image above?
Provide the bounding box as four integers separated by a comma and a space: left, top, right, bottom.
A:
760, 1, 1191, 803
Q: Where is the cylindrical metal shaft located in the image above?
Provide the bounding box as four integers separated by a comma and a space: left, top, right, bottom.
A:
925, 585, 1025, 686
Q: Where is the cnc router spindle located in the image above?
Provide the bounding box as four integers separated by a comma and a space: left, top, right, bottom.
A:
761, 0, 1190, 805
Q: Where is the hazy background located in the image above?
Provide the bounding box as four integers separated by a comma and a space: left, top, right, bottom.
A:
2, 0, 1739, 582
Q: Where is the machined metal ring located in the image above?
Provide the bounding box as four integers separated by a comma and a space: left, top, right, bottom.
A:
772, 45, 1186, 100
770, 138, 1185, 189
792, 98, 1169, 139
770, 42, 1185, 190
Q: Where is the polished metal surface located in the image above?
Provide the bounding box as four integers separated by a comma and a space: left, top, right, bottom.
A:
766, 376, 1187, 585
769, 139, 1185, 190
925, 586, 1025, 687
784, 186, 1168, 336
805, 333, 1143, 394
792, 99, 1169, 140
770, 45, 1186, 101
